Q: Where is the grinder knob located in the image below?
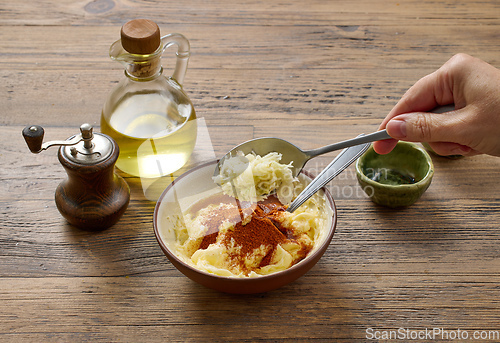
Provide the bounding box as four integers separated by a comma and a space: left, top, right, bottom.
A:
22, 125, 45, 153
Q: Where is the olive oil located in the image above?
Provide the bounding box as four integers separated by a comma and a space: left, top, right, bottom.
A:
101, 19, 197, 179
101, 93, 197, 178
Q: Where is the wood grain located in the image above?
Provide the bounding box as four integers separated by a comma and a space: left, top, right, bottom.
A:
1, 0, 500, 341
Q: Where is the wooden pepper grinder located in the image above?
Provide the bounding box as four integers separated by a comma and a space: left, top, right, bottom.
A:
22, 123, 130, 230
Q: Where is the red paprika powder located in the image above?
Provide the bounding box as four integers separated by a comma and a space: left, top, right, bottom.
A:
194, 194, 312, 275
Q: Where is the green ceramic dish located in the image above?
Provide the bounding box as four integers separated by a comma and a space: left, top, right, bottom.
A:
356, 142, 434, 208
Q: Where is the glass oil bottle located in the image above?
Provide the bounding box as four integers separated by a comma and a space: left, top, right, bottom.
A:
101, 19, 197, 178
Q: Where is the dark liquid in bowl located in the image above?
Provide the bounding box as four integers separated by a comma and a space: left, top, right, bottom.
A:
368, 168, 416, 185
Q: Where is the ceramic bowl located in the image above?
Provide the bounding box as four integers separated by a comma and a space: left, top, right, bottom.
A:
153, 160, 337, 294
355, 142, 434, 208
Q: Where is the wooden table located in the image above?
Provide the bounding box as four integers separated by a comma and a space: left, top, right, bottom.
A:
2, 0, 499, 341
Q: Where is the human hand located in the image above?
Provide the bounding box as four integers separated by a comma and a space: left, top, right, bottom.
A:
373, 53, 500, 157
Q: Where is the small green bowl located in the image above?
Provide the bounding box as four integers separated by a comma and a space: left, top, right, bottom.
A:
356, 142, 434, 208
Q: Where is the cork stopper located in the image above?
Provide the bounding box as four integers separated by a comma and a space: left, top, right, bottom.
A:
120, 19, 161, 54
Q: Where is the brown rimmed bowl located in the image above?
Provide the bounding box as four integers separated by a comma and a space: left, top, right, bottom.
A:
153, 160, 337, 294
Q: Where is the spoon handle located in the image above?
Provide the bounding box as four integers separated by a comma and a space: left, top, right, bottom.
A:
287, 141, 371, 213
306, 129, 390, 159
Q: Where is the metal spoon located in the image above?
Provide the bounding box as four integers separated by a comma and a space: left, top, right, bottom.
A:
214, 129, 391, 179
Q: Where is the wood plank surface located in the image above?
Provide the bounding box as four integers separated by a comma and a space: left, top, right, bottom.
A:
1, 0, 499, 342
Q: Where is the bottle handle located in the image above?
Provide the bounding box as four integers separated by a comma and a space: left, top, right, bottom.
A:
161, 33, 190, 86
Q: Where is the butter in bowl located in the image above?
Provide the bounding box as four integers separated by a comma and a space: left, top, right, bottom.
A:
356, 142, 434, 208
154, 153, 337, 294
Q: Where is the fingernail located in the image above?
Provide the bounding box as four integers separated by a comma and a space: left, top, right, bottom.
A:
387, 119, 407, 139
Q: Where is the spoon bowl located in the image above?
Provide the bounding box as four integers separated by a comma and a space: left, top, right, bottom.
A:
214, 130, 391, 179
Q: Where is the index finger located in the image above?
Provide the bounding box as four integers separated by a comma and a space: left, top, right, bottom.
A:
379, 64, 456, 130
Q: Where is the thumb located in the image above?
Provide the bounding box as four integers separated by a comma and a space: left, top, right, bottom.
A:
386, 111, 464, 143
385, 110, 475, 155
